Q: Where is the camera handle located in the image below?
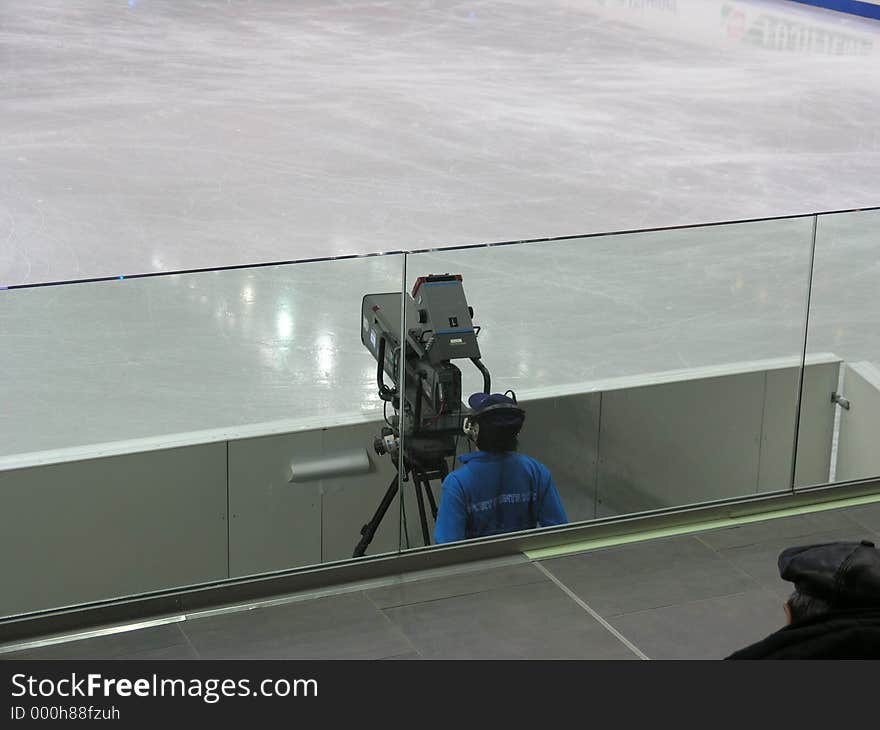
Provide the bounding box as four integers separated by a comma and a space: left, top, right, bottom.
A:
471, 357, 491, 394
376, 335, 397, 402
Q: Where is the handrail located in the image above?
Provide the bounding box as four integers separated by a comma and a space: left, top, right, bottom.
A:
3, 205, 879, 291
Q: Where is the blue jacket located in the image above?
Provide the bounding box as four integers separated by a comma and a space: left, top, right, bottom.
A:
434, 451, 568, 544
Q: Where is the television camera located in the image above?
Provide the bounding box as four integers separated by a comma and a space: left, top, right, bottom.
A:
354, 274, 491, 557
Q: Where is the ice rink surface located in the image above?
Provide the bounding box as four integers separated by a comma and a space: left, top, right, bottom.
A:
2, 0, 879, 458
2, 0, 880, 285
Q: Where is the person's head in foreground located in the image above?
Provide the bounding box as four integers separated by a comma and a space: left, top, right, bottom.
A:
727, 539, 880, 659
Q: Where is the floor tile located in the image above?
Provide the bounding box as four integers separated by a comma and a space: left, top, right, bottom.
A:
542, 534, 720, 579
609, 589, 784, 660
540, 536, 758, 617
366, 563, 546, 609
181, 592, 412, 660
837, 503, 880, 534
696, 511, 864, 551
382, 581, 639, 660
805, 507, 875, 534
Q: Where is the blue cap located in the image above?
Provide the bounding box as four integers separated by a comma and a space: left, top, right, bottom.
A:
467, 392, 524, 429
468, 392, 517, 412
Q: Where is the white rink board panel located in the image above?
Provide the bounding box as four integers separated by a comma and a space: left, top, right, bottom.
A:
0, 443, 228, 618
837, 362, 880, 483
0, 355, 843, 616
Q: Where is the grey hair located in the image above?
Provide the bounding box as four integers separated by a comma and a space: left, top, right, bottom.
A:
786, 589, 832, 624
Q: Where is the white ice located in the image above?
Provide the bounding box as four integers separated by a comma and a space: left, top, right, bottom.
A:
1, 0, 879, 459
1, 0, 879, 286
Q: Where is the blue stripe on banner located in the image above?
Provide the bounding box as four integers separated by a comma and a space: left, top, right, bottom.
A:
788, 0, 880, 20
436, 328, 474, 335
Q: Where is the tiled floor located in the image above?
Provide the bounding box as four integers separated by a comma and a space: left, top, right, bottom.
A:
4, 505, 880, 660
373, 578, 637, 660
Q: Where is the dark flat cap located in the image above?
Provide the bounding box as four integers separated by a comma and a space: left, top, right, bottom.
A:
779, 540, 880, 608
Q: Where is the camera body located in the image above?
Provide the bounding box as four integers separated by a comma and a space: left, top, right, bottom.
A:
354, 273, 492, 557
361, 274, 487, 463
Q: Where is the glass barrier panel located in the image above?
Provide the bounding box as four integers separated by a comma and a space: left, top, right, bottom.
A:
0, 253, 407, 619
795, 209, 880, 490
399, 217, 815, 549
354, 254, 445, 554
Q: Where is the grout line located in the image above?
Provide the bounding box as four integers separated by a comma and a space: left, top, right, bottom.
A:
180, 555, 528, 620
607, 588, 763, 620
369, 575, 550, 612
364, 591, 421, 657
693, 533, 728, 557
175, 622, 201, 660
690, 533, 774, 587
533, 562, 650, 660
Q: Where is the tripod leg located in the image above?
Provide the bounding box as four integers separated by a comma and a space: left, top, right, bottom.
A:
424, 457, 448, 520
424, 480, 438, 520
413, 477, 431, 547
353, 474, 400, 558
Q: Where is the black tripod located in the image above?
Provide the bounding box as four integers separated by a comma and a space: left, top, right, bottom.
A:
353, 455, 450, 558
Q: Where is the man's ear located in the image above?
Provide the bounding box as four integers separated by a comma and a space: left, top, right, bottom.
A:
784, 602, 793, 626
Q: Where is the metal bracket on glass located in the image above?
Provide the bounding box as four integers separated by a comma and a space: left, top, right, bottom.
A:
831, 392, 851, 411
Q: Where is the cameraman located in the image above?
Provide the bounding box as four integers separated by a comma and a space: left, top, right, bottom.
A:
434, 392, 568, 544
